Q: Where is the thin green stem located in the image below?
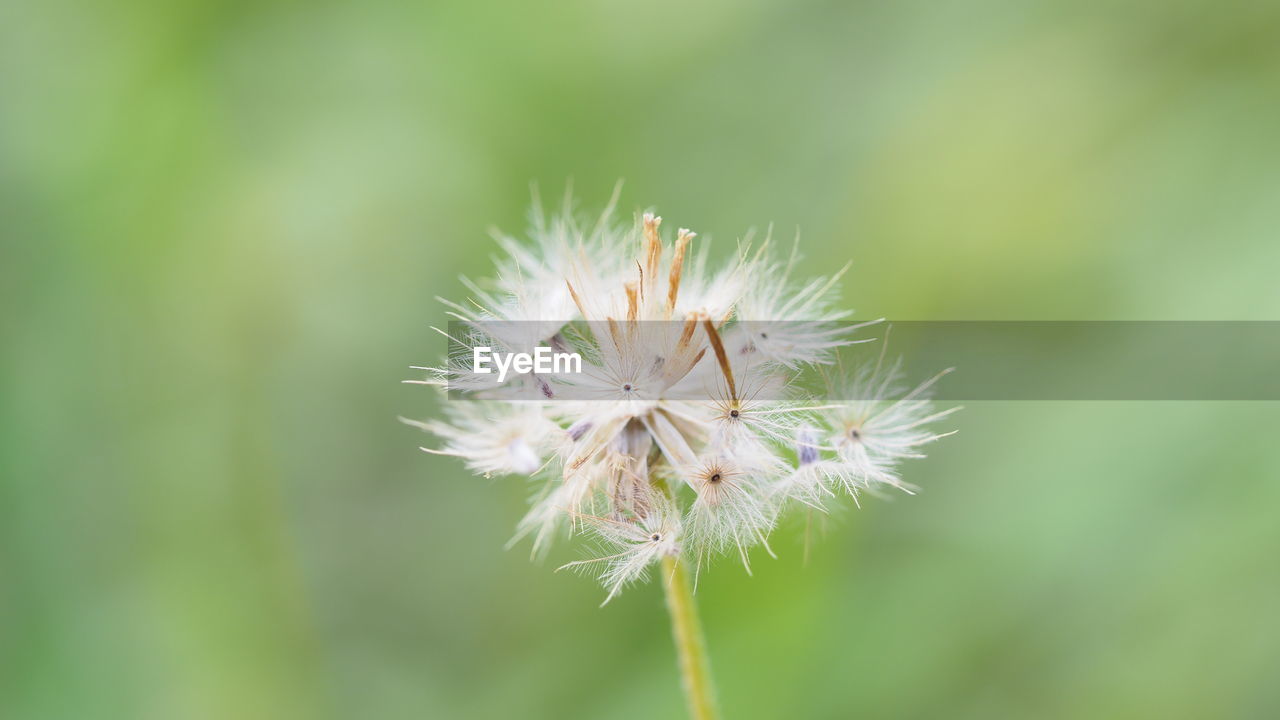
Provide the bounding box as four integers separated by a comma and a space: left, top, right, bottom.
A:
661, 554, 720, 720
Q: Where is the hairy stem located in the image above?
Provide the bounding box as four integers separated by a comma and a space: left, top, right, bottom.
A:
661, 555, 719, 720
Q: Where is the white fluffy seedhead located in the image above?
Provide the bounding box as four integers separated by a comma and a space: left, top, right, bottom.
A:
403, 195, 957, 602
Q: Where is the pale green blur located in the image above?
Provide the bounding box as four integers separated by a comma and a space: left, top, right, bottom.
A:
3, 1, 1278, 718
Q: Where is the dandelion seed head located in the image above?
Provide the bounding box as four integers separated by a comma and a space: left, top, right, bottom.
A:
403, 194, 957, 601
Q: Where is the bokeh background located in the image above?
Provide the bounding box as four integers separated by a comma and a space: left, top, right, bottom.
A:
3, 1, 1279, 718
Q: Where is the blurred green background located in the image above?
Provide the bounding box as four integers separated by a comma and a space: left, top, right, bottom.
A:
3, 1, 1279, 718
